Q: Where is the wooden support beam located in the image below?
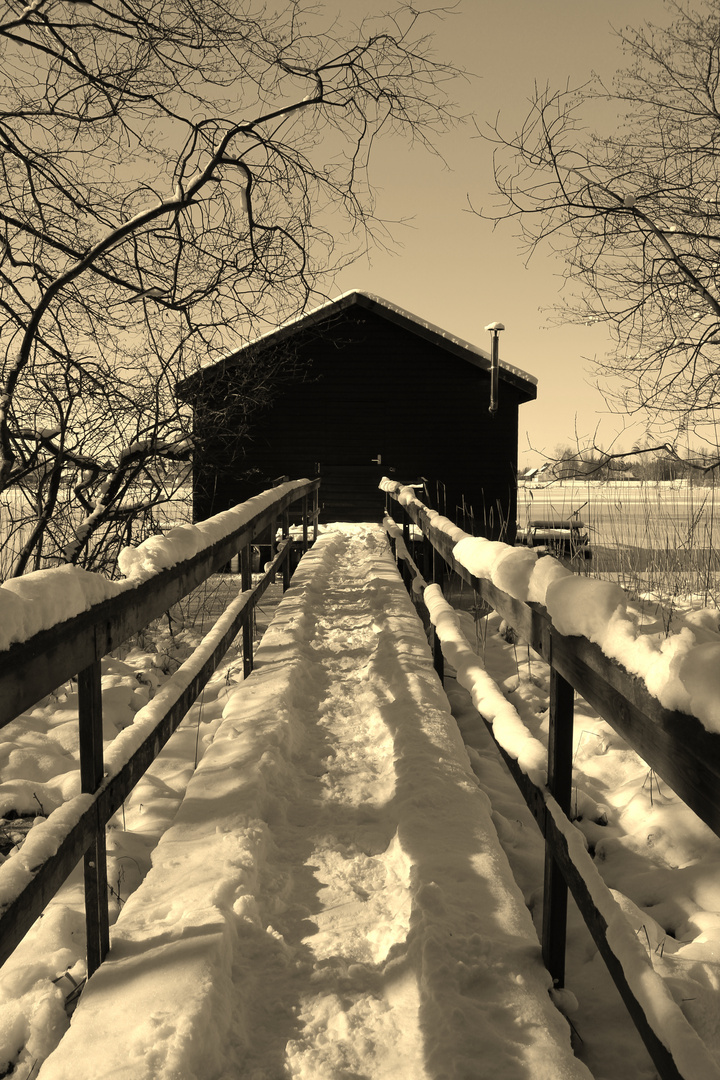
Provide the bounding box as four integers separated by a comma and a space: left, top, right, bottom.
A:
542, 666, 575, 987
241, 544, 253, 678
78, 660, 109, 975
312, 486, 320, 543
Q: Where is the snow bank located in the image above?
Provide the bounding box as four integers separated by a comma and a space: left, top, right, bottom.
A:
39, 525, 590, 1080
382, 478, 720, 733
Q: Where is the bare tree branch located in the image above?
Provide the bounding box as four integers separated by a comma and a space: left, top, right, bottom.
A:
0, 0, 462, 576
477, 0, 720, 441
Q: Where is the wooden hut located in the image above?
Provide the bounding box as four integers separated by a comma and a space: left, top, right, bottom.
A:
177, 291, 537, 540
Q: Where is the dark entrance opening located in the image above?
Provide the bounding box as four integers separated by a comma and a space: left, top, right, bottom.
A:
318, 464, 391, 523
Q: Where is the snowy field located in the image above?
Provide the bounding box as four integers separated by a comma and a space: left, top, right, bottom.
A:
2, 521, 720, 1077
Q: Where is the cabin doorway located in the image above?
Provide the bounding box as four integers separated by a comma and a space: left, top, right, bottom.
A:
317, 463, 392, 523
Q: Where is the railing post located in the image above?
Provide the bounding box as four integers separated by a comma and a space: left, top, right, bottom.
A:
429, 538, 445, 682
402, 504, 411, 553
78, 659, 109, 978
282, 506, 291, 591
302, 495, 309, 553
542, 663, 575, 987
241, 543, 254, 678
422, 530, 433, 583
268, 517, 277, 584
392, 502, 407, 591
312, 482, 320, 543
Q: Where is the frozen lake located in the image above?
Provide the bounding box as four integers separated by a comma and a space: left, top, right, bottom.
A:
517, 480, 720, 552
517, 480, 720, 602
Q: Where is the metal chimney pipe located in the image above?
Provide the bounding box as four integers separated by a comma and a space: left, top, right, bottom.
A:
485, 322, 505, 416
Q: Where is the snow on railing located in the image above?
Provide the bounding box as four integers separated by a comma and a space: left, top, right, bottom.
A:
381, 478, 720, 734
0, 480, 310, 653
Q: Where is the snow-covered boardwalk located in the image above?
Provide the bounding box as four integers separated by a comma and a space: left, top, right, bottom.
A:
38, 524, 590, 1080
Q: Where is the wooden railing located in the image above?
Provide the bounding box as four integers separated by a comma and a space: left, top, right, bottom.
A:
0, 478, 320, 977
383, 481, 720, 1080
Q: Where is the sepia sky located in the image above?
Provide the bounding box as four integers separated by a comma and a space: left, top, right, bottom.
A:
328, 0, 666, 465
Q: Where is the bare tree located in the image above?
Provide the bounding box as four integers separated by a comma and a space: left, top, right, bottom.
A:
0, 0, 460, 577
480, 0, 720, 448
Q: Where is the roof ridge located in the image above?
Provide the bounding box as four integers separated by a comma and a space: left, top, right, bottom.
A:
178, 291, 537, 395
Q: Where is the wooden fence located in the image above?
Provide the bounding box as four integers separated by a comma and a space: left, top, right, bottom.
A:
383, 481, 720, 1080
0, 479, 320, 977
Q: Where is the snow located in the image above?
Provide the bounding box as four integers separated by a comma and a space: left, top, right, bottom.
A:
0, 566, 128, 652
1, 605, 247, 1078
454, 535, 538, 602
544, 576, 627, 641
0, 795, 94, 908
543, 796, 720, 1080
526, 551, 572, 606
100, 583, 255, 781
116, 479, 309, 579
424, 583, 547, 783
423, 575, 719, 1079
32, 525, 589, 1080
4, 505, 720, 1076
0, 581, 260, 915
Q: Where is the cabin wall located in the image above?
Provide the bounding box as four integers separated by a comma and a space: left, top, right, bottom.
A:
191, 310, 524, 541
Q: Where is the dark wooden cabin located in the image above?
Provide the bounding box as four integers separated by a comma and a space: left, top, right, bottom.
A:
177, 292, 537, 541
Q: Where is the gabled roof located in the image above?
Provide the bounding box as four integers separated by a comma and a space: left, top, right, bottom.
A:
177, 290, 538, 400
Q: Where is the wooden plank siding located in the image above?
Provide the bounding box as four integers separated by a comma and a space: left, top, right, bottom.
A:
180, 294, 536, 540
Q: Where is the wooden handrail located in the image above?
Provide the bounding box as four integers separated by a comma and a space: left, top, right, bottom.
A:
0, 479, 320, 976
0, 479, 319, 729
383, 481, 720, 1080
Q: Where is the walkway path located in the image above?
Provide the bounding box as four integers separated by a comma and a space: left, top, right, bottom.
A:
38, 524, 591, 1080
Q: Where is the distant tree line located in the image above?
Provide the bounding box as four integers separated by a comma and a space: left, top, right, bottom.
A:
549, 443, 720, 483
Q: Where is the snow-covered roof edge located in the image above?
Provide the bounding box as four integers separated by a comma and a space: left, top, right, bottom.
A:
177, 290, 538, 400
